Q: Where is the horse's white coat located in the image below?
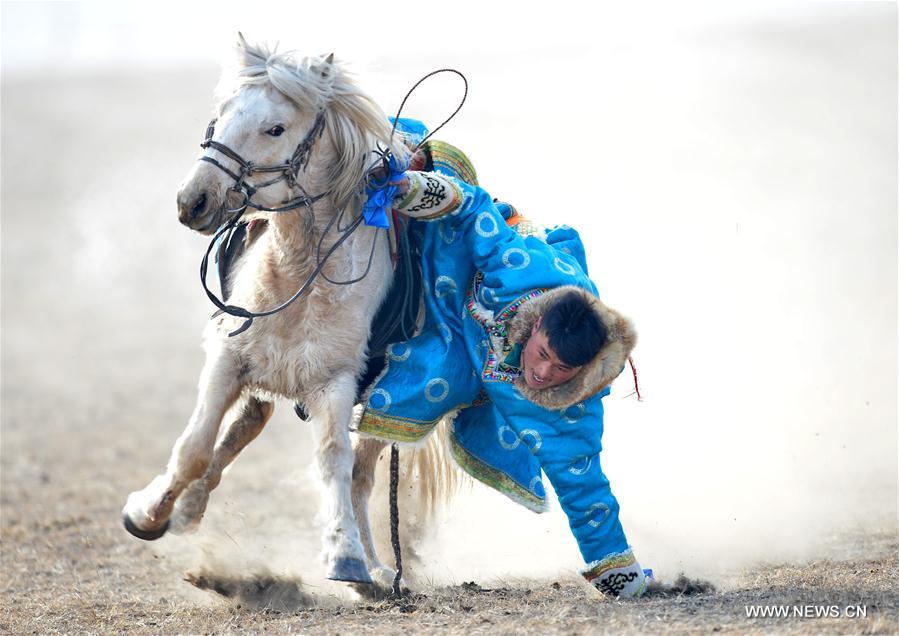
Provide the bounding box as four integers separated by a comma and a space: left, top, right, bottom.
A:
123, 36, 409, 577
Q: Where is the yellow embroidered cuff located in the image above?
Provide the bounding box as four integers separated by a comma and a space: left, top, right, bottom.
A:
424, 140, 479, 186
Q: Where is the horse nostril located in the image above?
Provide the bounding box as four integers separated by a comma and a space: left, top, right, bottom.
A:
191, 193, 208, 218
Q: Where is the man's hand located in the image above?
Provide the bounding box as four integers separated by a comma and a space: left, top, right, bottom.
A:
394, 174, 409, 197
391, 149, 427, 198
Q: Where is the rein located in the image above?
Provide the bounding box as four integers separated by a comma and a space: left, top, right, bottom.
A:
192, 66, 469, 594
196, 108, 356, 336
195, 69, 468, 338
199, 208, 365, 336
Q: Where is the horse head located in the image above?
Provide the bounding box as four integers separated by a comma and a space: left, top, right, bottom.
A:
177, 34, 402, 236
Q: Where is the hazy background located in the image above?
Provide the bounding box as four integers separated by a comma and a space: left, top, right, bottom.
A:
2, 0, 896, 592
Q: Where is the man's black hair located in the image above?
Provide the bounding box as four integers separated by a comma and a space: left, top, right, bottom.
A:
539, 292, 607, 367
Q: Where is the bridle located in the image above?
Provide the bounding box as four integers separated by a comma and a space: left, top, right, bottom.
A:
197, 108, 366, 337
194, 68, 469, 339
199, 109, 328, 214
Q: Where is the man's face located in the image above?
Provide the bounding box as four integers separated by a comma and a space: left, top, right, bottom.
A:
520, 317, 583, 390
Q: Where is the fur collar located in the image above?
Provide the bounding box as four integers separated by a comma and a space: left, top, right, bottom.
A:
506, 286, 637, 410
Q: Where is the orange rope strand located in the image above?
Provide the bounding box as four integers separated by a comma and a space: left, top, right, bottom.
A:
627, 355, 642, 401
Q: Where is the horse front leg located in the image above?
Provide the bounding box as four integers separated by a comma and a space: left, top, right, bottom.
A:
122, 346, 242, 540
170, 396, 274, 534
309, 372, 372, 584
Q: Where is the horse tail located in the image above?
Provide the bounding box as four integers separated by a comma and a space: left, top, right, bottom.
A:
404, 414, 463, 517
367, 413, 467, 577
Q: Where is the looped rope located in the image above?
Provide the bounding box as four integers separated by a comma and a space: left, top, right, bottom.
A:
382, 74, 468, 596
389, 443, 404, 597
388, 69, 468, 153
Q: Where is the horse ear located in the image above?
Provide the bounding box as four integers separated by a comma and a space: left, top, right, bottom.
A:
237, 32, 247, 49
320, 53, 335, 78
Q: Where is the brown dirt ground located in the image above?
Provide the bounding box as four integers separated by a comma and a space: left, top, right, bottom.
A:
1, 486, 896, 636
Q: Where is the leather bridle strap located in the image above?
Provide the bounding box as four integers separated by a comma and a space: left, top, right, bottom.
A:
198, 110, 327, 211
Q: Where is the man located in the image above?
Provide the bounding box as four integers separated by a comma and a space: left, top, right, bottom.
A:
356, 125, 650, 599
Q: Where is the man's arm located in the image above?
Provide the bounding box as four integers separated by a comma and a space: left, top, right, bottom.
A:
395, 171, 586, 309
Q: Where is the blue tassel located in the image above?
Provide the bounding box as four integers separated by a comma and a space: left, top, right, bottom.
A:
363, 152, 407, 229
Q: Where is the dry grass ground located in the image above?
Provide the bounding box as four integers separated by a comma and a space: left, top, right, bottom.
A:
1, 480, 896, 636
1, 368, 896, 634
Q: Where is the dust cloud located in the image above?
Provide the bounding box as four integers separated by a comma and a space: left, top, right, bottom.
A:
368, 3, 897, 589
184, 569, 314, 611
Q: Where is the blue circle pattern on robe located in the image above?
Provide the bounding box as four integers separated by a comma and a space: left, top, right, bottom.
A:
357, 133, 630, 564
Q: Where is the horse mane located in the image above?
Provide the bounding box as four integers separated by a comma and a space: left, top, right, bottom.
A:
218, 34, 408, 211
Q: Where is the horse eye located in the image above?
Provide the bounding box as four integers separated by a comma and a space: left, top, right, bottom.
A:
267, 125, 285, 137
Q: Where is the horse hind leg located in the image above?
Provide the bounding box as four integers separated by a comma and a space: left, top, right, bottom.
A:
170, 396, 274, 534
351, 434, 396, 587
122, 347, 242, 540
308, 373, 372, 584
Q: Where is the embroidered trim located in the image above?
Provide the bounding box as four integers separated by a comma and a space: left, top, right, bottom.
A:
580, 549, 637, 583
633, 575, 649, 598
407, 175, 447, 212
396, 171, 422, 210
425, 140, 479, 185
494, 287, 546, 324
466, 274, 547, 383
357, 410, 441, 444
466, 273, 547, 337
396, 172, 462, 220
415, 179, 463, 220
511, 218, 542, 239
480, 338, 520, 383
448, 427, 548, 513
596, 570, 642, 597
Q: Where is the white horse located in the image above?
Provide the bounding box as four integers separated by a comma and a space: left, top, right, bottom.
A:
122, 36, 431, 585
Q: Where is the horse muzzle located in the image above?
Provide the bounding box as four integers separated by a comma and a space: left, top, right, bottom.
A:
177, 185, 224, 235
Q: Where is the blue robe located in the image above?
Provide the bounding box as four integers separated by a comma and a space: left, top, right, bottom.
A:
357, 165, 635, 567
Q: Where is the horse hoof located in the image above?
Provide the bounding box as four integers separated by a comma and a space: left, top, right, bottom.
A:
327, 557, 373, 584
370, 565, 399, 588
122, 513, 170, 541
